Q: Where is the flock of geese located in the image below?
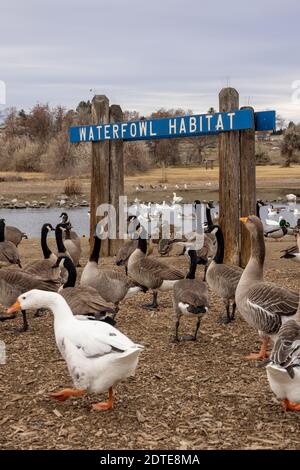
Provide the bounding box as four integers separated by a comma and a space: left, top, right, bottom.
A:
1, 202, 300, 412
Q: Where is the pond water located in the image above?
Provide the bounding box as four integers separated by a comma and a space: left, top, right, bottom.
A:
0, 202, 299, 238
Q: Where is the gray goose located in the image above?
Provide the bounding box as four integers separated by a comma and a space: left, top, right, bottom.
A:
206, 225, 243, 324
0, 269, 59, 331
0, 219, 22, 268
23, 223, 61, 282
127, 229, 184, 310
53, 256, 116, 324
172, 250, 209, 342
266, 295, 300, 411
5, 226, 27, 247
236, 215, 298, 360
80, 231, 143, 311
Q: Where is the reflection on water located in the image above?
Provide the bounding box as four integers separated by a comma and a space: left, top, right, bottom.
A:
0, 202, 299, 238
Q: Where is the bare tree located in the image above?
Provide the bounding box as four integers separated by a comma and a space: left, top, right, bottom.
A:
281, 123, 300, 167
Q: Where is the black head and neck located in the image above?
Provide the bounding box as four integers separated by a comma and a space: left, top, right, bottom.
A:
186, 249, 198, 279
137, 227, 148, 254
55, 223, 68, 253
41, 223, 54, 259
53, 256, 77, 288
206, 203, 214, 227
0, 218, 5, 243
60, 212, 69, 224
90, 225, 102, 263
207, 224, 224, 264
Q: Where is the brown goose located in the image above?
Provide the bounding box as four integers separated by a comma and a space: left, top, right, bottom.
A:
80, 231, 143, 311
127, 229, 184, 310
0, 219, 22, 268
206, 225, 243, 324
5, 226, 27, 247
236, 215, 298, 360
53, 256, 116, 324
0, 269, 59, 331
172, 250, 209, 342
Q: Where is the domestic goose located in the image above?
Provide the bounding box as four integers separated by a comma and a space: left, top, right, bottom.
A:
172, 250, 209, 342
7, 290, 143, 410
53, 256, 116, 324
81, 230, 143, 311
0, 219, 22, 268
206, 225, 243, 324
127, 228, 184, 310
236, 216, 298, 359
266, 294, 300, 411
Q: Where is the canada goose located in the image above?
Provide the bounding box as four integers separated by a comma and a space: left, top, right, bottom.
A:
80, 230, 143, 311
5, 226, 27, 247
0, 269, 59, 331
172, 250, 209, 342
236, 216, 298, 359
60, 212, 80, 243
23, 224, 61, 282
53, 256, 116, 324
281, 232, 300, 263
266, 294, 300, 411
0, 219, 22, 268
127, 228, 184, 310
206, 225, 243, 324
7, 290, 143, 410
64, 224, 81, 267
256, 200, 265, 218
115, 216, 140, 275
54, 223, 74, 259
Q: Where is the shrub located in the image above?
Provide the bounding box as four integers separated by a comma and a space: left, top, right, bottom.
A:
255, 150, 270, 165
64, 176, 82, 196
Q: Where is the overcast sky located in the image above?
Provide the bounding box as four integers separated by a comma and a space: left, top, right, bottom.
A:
1, 0, 300, 122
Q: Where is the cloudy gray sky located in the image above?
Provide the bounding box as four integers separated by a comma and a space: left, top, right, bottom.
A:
1, 0, 300, 122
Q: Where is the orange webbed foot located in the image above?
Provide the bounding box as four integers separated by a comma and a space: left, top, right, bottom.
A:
49, 388, 85, 401
92, 387, 113, 411
245, 351, 270, 360
282, 399, 300, 411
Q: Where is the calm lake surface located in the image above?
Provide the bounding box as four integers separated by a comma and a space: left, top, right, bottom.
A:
0, 203, 299, 238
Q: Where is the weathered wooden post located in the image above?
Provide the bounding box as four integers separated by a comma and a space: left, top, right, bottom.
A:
218, 88, 240, 265
109, 104, 124, 255
90, 95, 110, 256
240, 106, 256, 267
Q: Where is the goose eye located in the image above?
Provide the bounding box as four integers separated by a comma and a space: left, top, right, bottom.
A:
22, 296, 26, 300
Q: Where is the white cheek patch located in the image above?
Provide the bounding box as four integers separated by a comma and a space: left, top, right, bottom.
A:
178, 302, 190, 314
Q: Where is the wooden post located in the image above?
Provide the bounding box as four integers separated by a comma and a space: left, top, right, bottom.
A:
90, 95, 110, 256
218, 88, 240, 265
109, 104, 124, 255
240, 106, 256, 267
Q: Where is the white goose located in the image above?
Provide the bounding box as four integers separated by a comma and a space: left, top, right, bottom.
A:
266, 293, 300, 411
7, 290, 143, 411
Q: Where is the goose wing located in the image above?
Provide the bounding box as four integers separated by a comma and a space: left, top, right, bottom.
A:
60, 286, 114, 315
65, 319, 141, 358
246, 282, 298, 334
270, 320, 300, 376
23, 260, 61, 282
175, 280, 208, 307
143, 257, 184, 281
0, 241, 21, 266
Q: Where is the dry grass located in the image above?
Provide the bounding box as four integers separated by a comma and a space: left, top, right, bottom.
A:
64, 177, 82, 197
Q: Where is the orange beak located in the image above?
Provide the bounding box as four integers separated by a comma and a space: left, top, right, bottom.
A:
240, 217, 248, 224
7, 299, 21, 314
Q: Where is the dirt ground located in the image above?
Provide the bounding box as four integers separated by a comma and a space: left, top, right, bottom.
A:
0, 236, 300, 450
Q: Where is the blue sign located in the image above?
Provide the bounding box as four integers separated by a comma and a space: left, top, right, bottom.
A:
70, 109, 275, 143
